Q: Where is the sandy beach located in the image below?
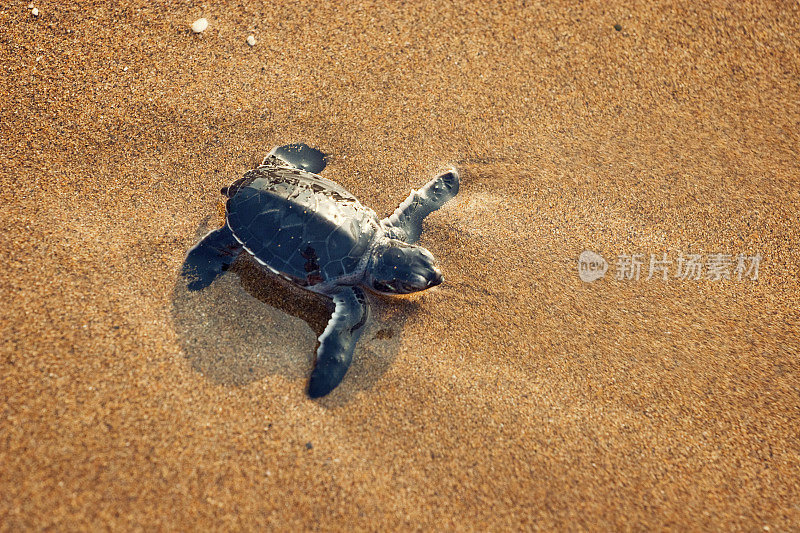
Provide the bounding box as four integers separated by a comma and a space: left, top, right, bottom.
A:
2, 0, 799, 529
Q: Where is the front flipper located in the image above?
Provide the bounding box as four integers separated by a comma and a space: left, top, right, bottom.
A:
382, 169, 460, 244
308, 286, 369, 398
262, 143, 328, 174
181, 224, 243, 291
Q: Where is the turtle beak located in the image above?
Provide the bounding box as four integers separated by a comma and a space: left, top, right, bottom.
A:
429, 268, 444, 288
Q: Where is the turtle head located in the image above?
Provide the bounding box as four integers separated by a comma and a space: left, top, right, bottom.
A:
368, 240, 444, 295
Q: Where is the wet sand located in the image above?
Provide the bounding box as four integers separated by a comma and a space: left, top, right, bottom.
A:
2, 1, 799, 529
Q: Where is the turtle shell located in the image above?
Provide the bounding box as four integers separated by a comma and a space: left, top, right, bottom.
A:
225, 165, 379, 287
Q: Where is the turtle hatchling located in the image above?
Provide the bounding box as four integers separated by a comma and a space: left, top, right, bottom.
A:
182, 144, 459, 397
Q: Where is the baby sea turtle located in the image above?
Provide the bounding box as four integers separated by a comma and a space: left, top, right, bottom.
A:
182, 144, 459, 397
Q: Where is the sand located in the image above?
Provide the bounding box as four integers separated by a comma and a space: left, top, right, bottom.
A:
2, 0, 799, 530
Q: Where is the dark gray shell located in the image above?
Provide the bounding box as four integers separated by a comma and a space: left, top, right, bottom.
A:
226, 164, 379, 287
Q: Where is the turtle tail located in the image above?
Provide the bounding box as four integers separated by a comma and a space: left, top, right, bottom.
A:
220, 175, 257, 198
181, 224, 243, 291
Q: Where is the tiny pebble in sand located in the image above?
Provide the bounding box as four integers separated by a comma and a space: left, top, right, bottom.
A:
31, 7, 39, 16
191, 18, 208, 34
246, 35, 256, 47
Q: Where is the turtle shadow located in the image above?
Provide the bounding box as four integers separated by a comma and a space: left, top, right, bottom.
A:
170, 224, 411, 406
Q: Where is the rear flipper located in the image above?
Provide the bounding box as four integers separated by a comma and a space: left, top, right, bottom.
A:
382, 169, 460, 244
307, 286, 369, 398
181, 224, 243, 291
263, 143, 328, 174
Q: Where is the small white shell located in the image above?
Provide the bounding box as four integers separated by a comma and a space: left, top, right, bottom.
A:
191, 18, 208, 33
